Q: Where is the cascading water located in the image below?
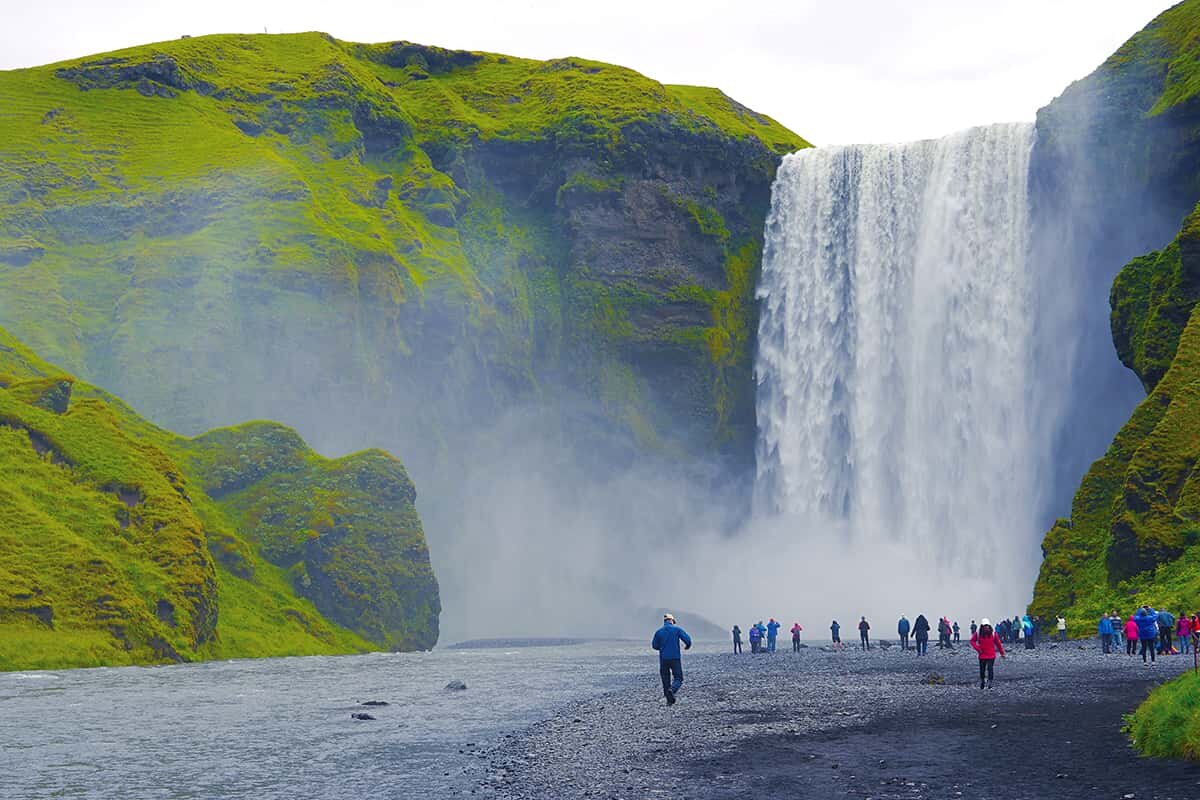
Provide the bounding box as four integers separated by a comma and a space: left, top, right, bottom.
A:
755, 123, 1036, 577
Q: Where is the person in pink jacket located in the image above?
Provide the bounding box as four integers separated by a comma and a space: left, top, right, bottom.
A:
970, 618, 1006, 689
1124, 616, 1139, 656
1178, 614, 1193, 655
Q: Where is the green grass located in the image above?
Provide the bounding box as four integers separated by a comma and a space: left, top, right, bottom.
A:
1128, 669, 1200, 759
0, 325, 435, 670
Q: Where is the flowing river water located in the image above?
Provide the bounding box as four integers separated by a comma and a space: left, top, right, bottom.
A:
0, 642, 654, 799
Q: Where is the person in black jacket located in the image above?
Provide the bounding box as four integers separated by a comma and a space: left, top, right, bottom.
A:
858, 616, 871, 651
913, 614, 931, 655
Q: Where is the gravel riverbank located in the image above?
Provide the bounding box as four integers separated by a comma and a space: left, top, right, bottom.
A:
469, 640, 1200, 800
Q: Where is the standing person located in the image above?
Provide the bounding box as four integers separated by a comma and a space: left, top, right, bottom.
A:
651, 613, 692, 705
1177, 614, 1192, 655
1022, 615, 1035, 649
830, 620, 843, 652
970, 618, 1006, 689
732, 624, 743, 655
748, 623, 762, 654
858, 616, 871, 651
1012, 616, 1023, 644
767, 618, 781, 653
1124, 615, 1139, 656
898, 616, 911, 651
913, 614, 930, 655
1111, 612, 1123, 648
1057, 615, 1068, 643
790, 622, 803, 652
1098, 614, 1114, 654
953, 621, 961, 644
1157, 609, 1175, 654
970, 620, 978, 638
1134, 606, 1160, 666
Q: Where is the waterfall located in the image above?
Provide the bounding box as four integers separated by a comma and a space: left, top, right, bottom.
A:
754, 123, 1036, 572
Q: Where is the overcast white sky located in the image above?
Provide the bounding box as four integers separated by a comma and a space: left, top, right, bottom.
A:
0, 0, 1175, 144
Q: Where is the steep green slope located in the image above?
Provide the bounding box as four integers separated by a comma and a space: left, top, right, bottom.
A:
0, 33, 808, 482
0, 327, 437, 670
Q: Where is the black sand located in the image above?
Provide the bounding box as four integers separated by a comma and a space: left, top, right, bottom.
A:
474, 640, 1200, 799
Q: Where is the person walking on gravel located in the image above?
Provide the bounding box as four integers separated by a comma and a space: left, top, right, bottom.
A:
830, 620, 843, 651
732, 624, 742, 655
1134, 606, 1160, 666
913, 614, 930, 655
898, 616, 911, 651
790, 622, 803, 652
1125, 615, 1139, 656
1098, 613, 1114, 654
1057, 615, 1067, 643
1022, 615, 1035, 650
858, 616, 871, 651
651, 613, 692, 705
970, 618, 1005, 689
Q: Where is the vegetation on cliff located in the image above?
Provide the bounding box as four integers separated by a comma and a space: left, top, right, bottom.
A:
0, 327, 437, 670
0, 33, 809, 479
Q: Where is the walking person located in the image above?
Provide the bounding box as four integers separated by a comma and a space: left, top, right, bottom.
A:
790, 622, 803, 652
1111, 612, 1124, 648
1057, 615, 1067, 643
732, 624, 742, 655
1098, 613, 1114, 654
1125, 615, 1139, 656
748, 623, 762, 654
858, 616, 871, 651
1022, 615, 1035, 649
1134, 606, 1160, 666
767, 618, 781, 653
830, 620, 843, 652
970, 618, 1006, 689
651, 613, 692, 705
913, 614, 930, 655
953, 621, 961, 644
898, 615, 911, 651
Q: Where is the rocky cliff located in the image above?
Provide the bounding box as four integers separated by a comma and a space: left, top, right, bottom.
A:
0, 33, 808, 488
0, 326, 437, 670
1031, 0, 1200, 622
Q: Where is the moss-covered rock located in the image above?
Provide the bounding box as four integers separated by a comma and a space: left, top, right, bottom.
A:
0, 32, 809, 488
0, 326, 438, 670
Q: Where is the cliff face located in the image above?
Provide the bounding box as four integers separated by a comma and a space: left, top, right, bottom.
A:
0, 326, 438, 670
0, 34, 808, 486
1031, 0, 1200, 620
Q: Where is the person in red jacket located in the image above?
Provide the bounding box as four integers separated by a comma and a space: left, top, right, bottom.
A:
970, 618, 1006, 689
1124, 616, 1139, 656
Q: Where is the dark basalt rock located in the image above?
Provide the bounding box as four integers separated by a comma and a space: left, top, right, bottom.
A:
350, 712, 376, 721
445, 680, 468, 691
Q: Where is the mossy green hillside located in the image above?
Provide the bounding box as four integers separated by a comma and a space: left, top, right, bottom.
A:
1031, 206, 1200, 623
0, 33, 809, 482
0, 326, 437, 670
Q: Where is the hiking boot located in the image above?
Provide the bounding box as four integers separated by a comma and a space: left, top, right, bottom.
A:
666, 690, 677, 705
987, 679, 993, 689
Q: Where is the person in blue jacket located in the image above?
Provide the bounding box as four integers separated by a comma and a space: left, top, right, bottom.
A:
1097, 614, 1115, 654
766, 618, 781, 653
1134, 606, 1160, 665
651, 613, 692, 704
897, 616, 911, 650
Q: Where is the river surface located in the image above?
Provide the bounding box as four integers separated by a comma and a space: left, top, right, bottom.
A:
0, 641, 661, 799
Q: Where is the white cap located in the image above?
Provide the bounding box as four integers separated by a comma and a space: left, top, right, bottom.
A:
981, 618, 991, 626
663, 613, 675, 622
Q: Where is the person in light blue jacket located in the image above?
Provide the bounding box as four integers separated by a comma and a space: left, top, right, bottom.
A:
1097, 614, 1115, 654
651, 613, 692, 704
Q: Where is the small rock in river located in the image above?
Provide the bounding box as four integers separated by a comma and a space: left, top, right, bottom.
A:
446, 680, 468, 691
361, 700, 389, 706
350, 712, 376, 721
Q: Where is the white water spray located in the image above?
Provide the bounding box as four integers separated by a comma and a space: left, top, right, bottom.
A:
754, 123, 1037, 595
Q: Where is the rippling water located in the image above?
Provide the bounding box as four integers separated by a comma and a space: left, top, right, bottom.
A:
0, 642, 658, 799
